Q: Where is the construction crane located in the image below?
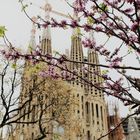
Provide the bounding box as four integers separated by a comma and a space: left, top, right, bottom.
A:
27, 0, 73, 20
42, 1, 73, 19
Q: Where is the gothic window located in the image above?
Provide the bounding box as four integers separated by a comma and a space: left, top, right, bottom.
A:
87, 131, 91, 140
27, 101, 31, 119
32, 132, 34, 140
45, 94, 48, 99
86, 102, 90, 123
96, 104, 99, 118
81, 96, 83, 102
86, 102, 89, 114
32, 105, 35, 122
92, 103, 94, 117
36, 105, 38, 119
101, 106, 103, 121
23, 107, 26, 120
95, 89, 97, 92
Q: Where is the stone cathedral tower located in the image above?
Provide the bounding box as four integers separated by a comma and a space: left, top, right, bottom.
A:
11, 1, 108, 140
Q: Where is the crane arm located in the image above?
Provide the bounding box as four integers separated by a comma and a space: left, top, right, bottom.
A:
28, 1, 74, 19
51, 10, 72, 19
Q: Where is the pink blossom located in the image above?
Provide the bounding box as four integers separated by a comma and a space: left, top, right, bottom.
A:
95, 26, 103, 31
82, 38, 96, 49
58, 55, 65, 64
46, 54, 52, 60
61, 70, 69, 79
102, 74, 109, 80
42, 21, 50, 28
70, 20, 78, 28
124, 8, 133, 14
25, 55, 33, 60
82, 66, 88, 74
118, 22, 125, 29
101, 49, 110, 56
52, 73, 60, 79
95, 45, 104, 51
51, 18, 59, 27
60, 20, 67, 28
0, 50, 6, 54
118, 32, 126, 40
83, 24, 92, 32
109, 57, 122, 68
73, 0, 85, 12
131, 22, 139, 31
111, 0, 119, 6
129, 34, 138, 42
5, 53, 11, 59
98, 13, 107, 21
39, 71, 48, 77
112, 57, 122, 63
125, 0, 133, 4
106, 21, 115, 28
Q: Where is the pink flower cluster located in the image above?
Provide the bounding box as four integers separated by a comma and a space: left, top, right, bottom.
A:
39, 66, 59, 79
82, 38, 96, 49
0, 49, 21, 60
105, 78, 124, 95
73, 0, 86, 12
131, 22, 139, 32
109, 57, 122, 67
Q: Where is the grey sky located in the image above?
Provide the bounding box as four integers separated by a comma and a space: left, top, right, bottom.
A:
0, 0, 72, 53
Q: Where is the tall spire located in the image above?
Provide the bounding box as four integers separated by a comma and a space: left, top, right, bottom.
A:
41, 0, 52, 55
72, 12, 81, 37
87, 31, 97, 67
87, 30, 103, 97
70, 2, 84, 87
87, 30, 98, 64
70, 1, 83, 61
28, 16, 37, 52
42, 0, 51, 40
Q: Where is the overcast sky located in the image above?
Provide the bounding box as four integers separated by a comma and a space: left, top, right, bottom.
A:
0, 0, 73, 53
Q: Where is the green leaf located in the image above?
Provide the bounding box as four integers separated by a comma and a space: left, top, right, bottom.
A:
127, 46, 133, 54
53, 50, 60, 55
11, 63, 17, 69
87, 16, 94, 25
71, 27, 82, 39
76, 27, 81, 35
28, 45, 33, 52
0, 26, 7, 37
21, 4, 28, 11
53, 133, 60, 140
99, 3, 108, 12
101, 70, 109, 75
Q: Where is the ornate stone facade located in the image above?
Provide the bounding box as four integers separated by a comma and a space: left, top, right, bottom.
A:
9, 1, 109, 140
